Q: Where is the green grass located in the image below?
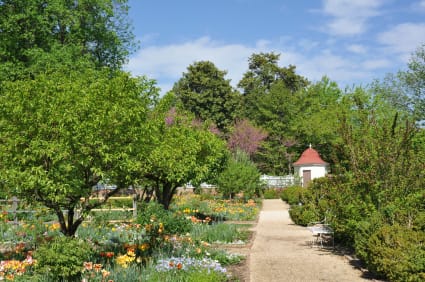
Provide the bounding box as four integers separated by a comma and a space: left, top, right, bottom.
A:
190, 223, 250, 244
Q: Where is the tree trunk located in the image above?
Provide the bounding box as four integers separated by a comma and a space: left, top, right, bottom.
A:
55, 207, 84, 237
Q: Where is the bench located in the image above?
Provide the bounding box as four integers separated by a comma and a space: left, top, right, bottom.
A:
307, 222, 334, 248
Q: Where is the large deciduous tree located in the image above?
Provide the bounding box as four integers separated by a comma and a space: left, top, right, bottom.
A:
173, 61, 241, 132
289, 77, 343, 171
401, 44, 425, 124
0, 0, 136, 79
237, 53, 309, 174
238, 52, 309, 119
0, 67, 157, 236
142, 102, 229, 209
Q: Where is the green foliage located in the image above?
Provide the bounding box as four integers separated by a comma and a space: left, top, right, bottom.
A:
34, 236, 94, 281
283, 81, 425, 280
401, 44, 425, 123
136, 201, 192, 235
288, 204, 319, 226
145, 267, 227, 282
237, 52, 309, 174
216, 150, 264, 199
366, 225, 425, 281
190, 223, 249, 244
263, 189, 282, 199
0, 0, 136, 79
207, 249, 244, 266
143, 105, 229, 209
0, 67, 157, 236
281, 186, 311, 205
173, 60, 241, 132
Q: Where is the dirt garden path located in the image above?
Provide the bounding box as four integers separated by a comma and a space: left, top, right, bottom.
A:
245, 199, 380, 282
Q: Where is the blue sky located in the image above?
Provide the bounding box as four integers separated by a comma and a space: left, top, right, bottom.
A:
125, 0, 425, 94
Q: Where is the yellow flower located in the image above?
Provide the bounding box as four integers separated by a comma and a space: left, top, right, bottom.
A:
139, 243, 150, 251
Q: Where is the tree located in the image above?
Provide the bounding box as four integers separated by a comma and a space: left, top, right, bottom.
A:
238, 52, 309, 119
289, 77, 343, 171
337, 86, 423, 208
173, 61, 241, 132
401, 44, 425, 124
142, 105, 229, 209
216, 150, 263, 200
227, 119, 268, 157
237, 53, 309, 174
0, 0, 136, 79
0, 67, 157, 236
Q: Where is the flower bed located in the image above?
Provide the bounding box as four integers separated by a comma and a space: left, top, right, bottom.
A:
0, 194, 260, 281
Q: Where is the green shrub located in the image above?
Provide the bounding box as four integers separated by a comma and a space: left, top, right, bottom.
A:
366, 224, 425, 281
263, 189, 281, 199
217, 151, 264, 200
354, 212, 384, 265
281, 186, 311, 205
137, 201, 192, 235
34, 236, 94, 281
288, 204, 319, 226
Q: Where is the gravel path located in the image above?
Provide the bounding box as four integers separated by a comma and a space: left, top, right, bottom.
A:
248, 199, 376, 282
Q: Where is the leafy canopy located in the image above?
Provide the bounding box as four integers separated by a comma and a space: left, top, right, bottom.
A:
173, 61, 241, 132
0, 0, 136, 79
0, 67, 157, 235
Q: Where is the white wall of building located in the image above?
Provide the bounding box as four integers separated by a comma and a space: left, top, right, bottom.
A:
294, 165, 328, 186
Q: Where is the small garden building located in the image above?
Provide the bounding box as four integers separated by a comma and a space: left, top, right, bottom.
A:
293, 145, 329, 187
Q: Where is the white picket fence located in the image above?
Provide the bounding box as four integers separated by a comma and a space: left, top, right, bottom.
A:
0, 196, 138, 223
260, 174, 297, 188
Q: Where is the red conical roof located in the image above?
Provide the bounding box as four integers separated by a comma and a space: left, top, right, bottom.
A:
293, 146, 328, 166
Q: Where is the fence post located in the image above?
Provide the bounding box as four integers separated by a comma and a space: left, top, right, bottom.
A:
11, 196, 18, 224
132, 196, 137, 218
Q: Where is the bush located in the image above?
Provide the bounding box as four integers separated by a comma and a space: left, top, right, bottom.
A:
137, 201, 192, 235
263, 189, 281, 199
281, 186, 310, 205
366, 224, 425, 281
216, 150, 264, 200
34, 236, 94, 281
288, 204, 319, 226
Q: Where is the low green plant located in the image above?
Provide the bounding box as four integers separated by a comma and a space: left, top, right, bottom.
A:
281, 186, 310, 205
263, 189, 282, 199
366, 224, 425, 282
191, 223, 249, 244
137, 201, 192, 235
34, 236, 95, 281
288, 204, 319, 226
146, 266, 227, 282
208, 249, 245, 266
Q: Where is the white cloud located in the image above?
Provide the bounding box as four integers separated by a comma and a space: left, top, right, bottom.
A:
321, 0, 383, 36
125, 37, 268, 93
295, 51, 371, 84
125, 36, 394, 94
346, 44, 367, 54
377, 23, 425, 61
362, 59, 391, 70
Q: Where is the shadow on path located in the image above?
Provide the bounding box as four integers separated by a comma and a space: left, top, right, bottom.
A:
248, 199, 384, 282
